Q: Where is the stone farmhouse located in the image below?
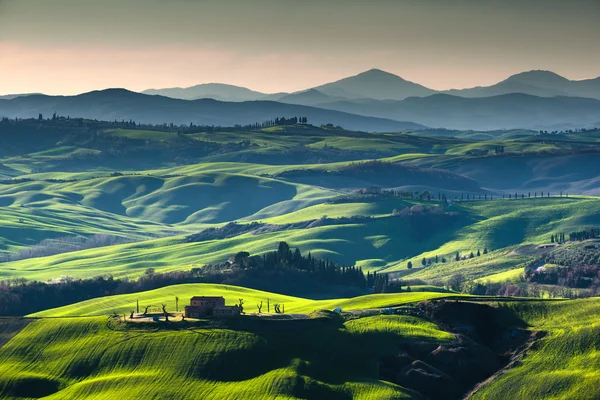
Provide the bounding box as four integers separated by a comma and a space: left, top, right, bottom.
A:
184, 296, 241, 318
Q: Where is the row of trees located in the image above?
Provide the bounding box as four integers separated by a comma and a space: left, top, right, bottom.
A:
406, 248, 489, 270
568, 229, 600, 242
551, 233, 567, 243
549, 228, 600, 244
231, 242, 366, 289
370, 188, 570, 204
446, 273, 596, 299
2, 114, 311, 136
366, 271, 415, 294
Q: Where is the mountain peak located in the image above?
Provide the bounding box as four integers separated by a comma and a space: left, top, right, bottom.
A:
78, 88, 140, 98
314, 69, 434, 100
354, 68, 406, 81
505, 70, 569, 84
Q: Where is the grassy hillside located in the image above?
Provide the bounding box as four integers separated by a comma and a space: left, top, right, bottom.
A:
4, 294, 600, 399
2, 195, 599, 283
0, 313, 451, 399
2, 121, 600, 287
472, 298, 600, 399
30, 283, 458, 317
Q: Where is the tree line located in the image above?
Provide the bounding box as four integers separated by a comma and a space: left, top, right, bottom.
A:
0, 242, 365, 316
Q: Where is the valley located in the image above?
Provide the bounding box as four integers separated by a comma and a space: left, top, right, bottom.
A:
1, 103, 599, 400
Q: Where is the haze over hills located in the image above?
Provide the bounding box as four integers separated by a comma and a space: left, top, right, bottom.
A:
276, 89, 344, 106
142, 83, 268, 102
311, 68, 437, 100
0, 89, 424, 132
141, 69, 600, 104
445, 70, 600, 99
0, 93, 42, 100
315, 93, 600, 131
1, 68, 598, 132
2, 89, 599, 131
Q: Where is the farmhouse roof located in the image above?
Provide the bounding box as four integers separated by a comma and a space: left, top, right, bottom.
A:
190, 296, 224, 300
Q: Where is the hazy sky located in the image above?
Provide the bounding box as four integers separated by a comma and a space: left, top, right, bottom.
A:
1, 0, 599, 95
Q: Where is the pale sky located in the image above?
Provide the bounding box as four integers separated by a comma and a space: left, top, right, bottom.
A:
1, 0, 599, 95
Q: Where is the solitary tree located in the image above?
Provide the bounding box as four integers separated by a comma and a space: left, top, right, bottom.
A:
162, 304, 169, 322
421, 257, 427, 266
407, 261, 413, 269
238, 299, 244, 314
448, 273, 465, 292
257, 301, 263, 314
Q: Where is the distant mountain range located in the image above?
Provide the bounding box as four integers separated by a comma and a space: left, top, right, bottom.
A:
0, 89, 424, 132
314, 93, 600, 131
141, 69, 600, 103
444, 70, 600, 99
311, 69, 436, 100
0, 93, 41, 100
1, 89, 598, 131
142, 83, 267, 102
0, 68, 598, 131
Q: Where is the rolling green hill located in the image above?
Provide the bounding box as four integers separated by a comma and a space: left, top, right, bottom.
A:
0, 315, 436, 399
1, 285, 460, 400
2, 194, 598, 283
30, 283, 459, 317
471, 298, 600, 400
2, 120, 600, 399
3, 293, 600, 399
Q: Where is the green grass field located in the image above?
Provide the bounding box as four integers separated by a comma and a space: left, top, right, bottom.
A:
3, 123, 600, 399
30, 283, 459, 317
472, 298, 600, 400
2, 193, 598, 282
0, 312, 451, 399
0, 185, 597, 283
4, 292, 600, 399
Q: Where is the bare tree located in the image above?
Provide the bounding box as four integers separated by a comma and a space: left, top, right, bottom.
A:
257, 301, 263, 314
162, 303, 169, 322
238, 299, 244, 314
143, 305, 151, 315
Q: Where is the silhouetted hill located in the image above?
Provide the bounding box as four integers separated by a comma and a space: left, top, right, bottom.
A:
0, 93, 42, 100
314, 93, 600, 131
312, 69, 436, 100
277, 89, 342, 106
142, 83, 268, 101
445, 70, 600, 99
0, 90, 425, 131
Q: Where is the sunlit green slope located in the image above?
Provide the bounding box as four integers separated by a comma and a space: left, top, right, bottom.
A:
30, 283, 457, 317
2, 195, 600, 282
0, 314, 451, 399
472, 298, 600, 400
